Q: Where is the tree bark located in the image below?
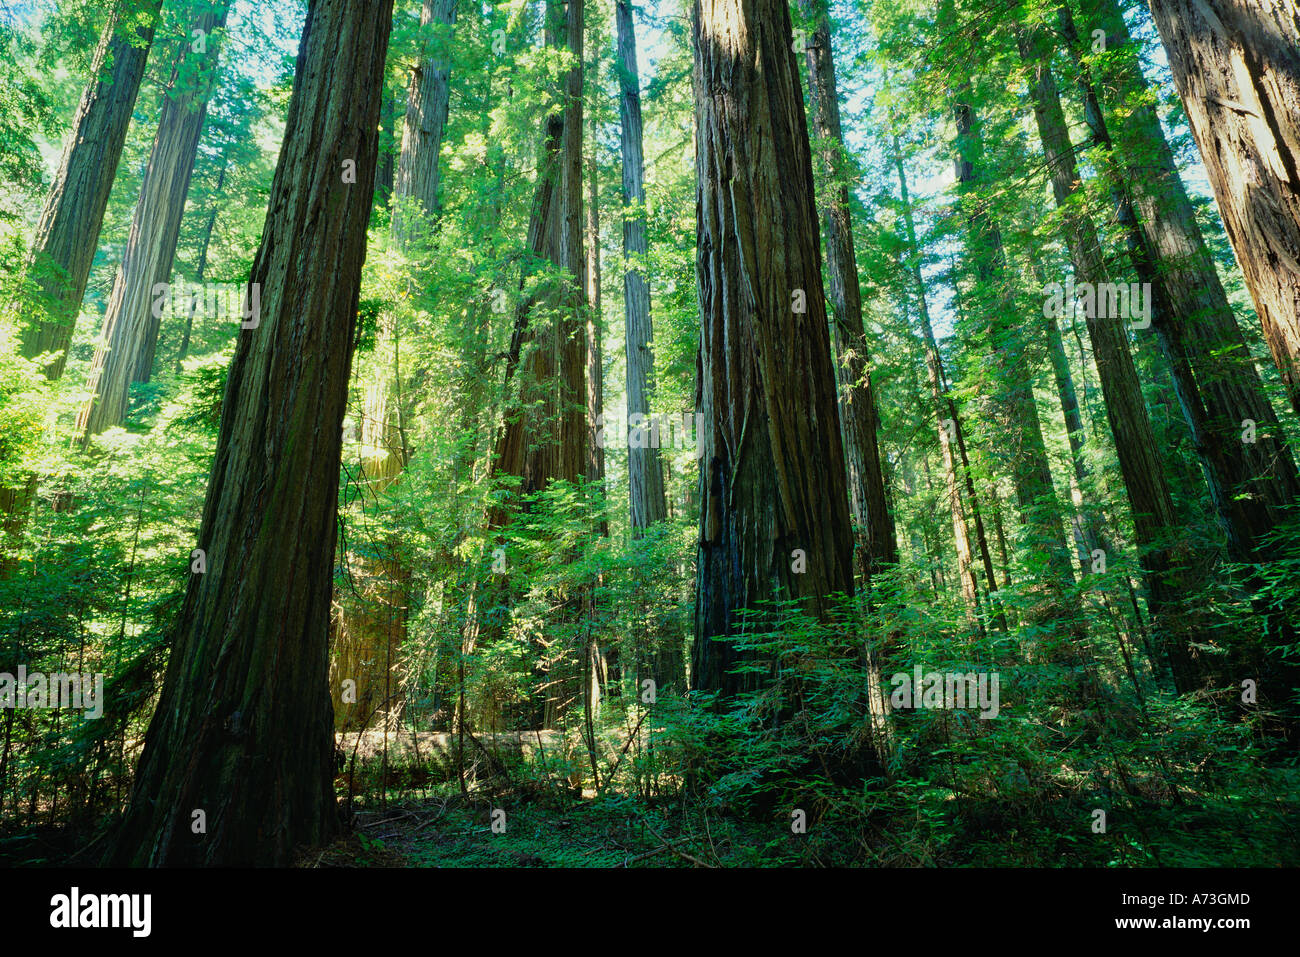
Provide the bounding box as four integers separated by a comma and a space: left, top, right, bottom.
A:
17, 0, 164, 381
108, 0, 394, 866
798, 0, 898, 587
75, 0, 232, 440
691, 0, 857, 696
1073, 0, 1300, 567
392, 0, 457, 241
1146, 0, 1300, 420
616, 0, 667, 534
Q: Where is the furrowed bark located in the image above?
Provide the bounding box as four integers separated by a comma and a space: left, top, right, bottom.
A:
109, 0, 394, 866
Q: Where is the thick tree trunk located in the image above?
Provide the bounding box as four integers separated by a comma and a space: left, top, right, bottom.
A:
1146, 0, 1300, 420
691, 0, 857, 696
1020, 24, 1198, 690
108, 0, 393, 866
392, 0, 457, 241
798, 0, 898, 587
17, 0, 164, 381
616, 0, 667, 534
75, 1, 231, 440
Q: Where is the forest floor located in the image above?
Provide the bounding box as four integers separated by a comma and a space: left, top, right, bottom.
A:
305, 791, 822, 868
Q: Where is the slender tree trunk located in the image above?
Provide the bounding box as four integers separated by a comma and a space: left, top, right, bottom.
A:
176, 158, 227, 372
377, 87, 396, 207
942, 0, 1081, 659
108, 0, 394, 866
1146, 0, 1300, 420
691, 0, 858, 698
1020, 23, 1198, 689
75, 1, 232, 441
798, 0, 898, 587
586, 115, 605, 496
616, 0, 667, 534
16, 0, 164, 381
891, 132, 988, 625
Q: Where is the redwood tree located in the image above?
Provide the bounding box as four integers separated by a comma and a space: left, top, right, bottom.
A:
109, 0, 394, 866
1146, 0, 1300, 420
798, 0, 898, 587
691, 0, 857, 696
17, 0, 164, 381
76, 0, 232, 441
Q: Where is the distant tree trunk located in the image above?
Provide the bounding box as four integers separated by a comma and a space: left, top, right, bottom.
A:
16, 0, 164, 381
691, 0, 858, 697
798, 0, 898, 588
891, 131, 995, 627
941, 0, 1081, 658
377, 87, 396, 206
491, 0, 587, 498
585, 117, 608, 524
1146, 0, 1300, 420
954, 103, 1076, 592
108, 0, 394, 866
1020, 23, 1198, 690
392, 0, 457, 241
616, 0, 667, 534
176, 158, 227, 372
75, 0, 231, 441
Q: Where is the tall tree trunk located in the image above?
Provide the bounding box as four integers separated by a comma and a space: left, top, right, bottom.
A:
491, 0, 587, 497
108, 0, 394, 866
392, 0, 457, 241
1073, 0, 1300, 566
616, 0, 667, 534
75, 0, 232, 441
16, 0, 164, 381
586, 115, 605, 494
1020, 23, 1198, 689
891, 131, 995, 627
942, 0, 1081, 658
1146, 0, 1300, 420
1064, 1, 1300, 733
377, 87, 396, 207
798, 0, 898, 587
691, 0, 858, 698
176, 157, 228, 371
